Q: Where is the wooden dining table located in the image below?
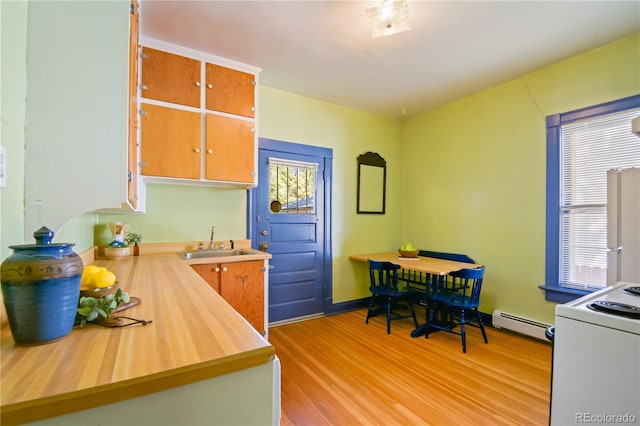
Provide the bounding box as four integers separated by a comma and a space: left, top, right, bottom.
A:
349, 252, 483, 337
349, 252, 481, 276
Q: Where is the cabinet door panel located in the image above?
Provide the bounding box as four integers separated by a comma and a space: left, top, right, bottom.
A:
205, 114, 255, 183
205, 63, 255, 118
128, 0, 140, 209
191, 264, 221, 293
141, 47, 200, 108
221, 261, 264, 334
141, 103, 201, 179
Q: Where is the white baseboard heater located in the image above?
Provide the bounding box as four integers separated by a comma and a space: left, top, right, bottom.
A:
492, 310, 551, 341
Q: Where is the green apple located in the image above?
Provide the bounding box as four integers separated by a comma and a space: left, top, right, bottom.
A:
401, 242, 415, 251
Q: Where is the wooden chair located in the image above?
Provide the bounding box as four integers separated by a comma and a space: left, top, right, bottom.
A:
425, 266, 488, 353
366, 260, 418, 334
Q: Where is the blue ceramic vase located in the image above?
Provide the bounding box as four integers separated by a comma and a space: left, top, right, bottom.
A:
1, 227, 83, 345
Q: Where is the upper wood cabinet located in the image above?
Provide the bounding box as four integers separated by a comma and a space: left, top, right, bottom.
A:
140, 47, 201, 108
138, 40, 260, 187
140, 103, 201, 179
205, 114, 255, 182
205, 63, 256, 118
128, 0, 140, 210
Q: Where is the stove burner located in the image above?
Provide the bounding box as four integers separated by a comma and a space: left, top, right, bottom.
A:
622, 286, 640, 296
588, 300, 640, 319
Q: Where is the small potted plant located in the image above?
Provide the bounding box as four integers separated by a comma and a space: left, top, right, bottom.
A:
125, 232, 143, 256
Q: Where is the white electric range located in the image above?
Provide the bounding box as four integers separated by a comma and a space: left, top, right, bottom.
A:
550, 282, 640, 425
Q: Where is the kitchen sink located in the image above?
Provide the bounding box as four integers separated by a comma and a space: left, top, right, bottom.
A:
181, 249, 254, 260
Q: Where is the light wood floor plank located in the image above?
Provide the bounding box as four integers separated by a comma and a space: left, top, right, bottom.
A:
269, 309, 552, 426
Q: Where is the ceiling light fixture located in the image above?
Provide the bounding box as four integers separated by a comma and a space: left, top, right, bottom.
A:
366, 0, 411, 38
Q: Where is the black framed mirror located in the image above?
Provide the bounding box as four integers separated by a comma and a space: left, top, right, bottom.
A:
357, 152, 386, 214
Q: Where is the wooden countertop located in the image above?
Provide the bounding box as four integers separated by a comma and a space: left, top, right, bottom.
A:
0, 253, 275, 425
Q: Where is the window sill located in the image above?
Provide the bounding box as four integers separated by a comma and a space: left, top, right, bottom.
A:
539, 285, 590, 304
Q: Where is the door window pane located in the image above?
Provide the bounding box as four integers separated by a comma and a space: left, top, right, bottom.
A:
269, 159, 317, 214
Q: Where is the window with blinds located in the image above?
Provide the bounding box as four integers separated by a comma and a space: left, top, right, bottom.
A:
560, 108, 640, 289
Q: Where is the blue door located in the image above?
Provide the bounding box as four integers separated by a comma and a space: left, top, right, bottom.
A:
251, 139, 332, 324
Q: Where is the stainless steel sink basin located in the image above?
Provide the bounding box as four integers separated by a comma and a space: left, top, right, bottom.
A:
180, 249, 254, 260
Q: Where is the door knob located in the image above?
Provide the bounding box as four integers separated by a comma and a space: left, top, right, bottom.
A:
260, 242, 269, 252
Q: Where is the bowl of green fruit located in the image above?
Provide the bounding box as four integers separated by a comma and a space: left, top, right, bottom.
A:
398, 242, 419, 258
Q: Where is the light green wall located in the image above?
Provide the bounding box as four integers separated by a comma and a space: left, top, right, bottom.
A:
402, 33, 640, 324
56, 213, 99, 254
1, 1, 28, 260
97, 184, 247, 246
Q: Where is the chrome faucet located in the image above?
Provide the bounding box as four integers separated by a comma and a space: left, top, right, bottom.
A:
209, 226, 215, 251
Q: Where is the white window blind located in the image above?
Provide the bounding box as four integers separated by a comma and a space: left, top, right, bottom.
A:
560, 109, 640, 289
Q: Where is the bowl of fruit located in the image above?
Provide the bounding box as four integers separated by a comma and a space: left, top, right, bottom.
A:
398, 242, 419, 258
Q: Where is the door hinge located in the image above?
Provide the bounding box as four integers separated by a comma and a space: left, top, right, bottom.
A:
127, 170, 132, 182
130, 1, 135, 14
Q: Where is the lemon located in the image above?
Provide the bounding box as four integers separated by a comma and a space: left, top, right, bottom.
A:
81, 265, 104, 288
87, 270, 117, 289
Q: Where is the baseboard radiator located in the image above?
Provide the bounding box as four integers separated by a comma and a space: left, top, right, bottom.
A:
492, 310, 551, 341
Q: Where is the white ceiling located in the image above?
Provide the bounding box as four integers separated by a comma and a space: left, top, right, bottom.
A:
140, 0, 640, 119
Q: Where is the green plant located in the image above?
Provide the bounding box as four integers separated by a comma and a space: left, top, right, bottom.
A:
76, 288, 130, 328
125, 232, 143, 245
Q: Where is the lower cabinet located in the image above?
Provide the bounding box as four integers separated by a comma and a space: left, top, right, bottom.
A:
192, 260, 265, 335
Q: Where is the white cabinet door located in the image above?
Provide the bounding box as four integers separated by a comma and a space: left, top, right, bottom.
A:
24, 1, 132, 236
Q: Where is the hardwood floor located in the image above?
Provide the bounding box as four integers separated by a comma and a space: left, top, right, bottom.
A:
269, 308, 552, 426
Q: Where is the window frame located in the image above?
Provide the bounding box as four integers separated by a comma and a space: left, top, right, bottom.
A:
542, 94, 640, 303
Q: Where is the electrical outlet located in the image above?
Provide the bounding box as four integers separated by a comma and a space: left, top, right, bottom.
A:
0, 145, 6, 188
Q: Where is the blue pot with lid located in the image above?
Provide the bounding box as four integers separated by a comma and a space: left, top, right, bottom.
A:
1, 227, 83, 345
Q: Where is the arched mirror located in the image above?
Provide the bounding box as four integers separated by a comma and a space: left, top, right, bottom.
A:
357, 152, 386, 214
